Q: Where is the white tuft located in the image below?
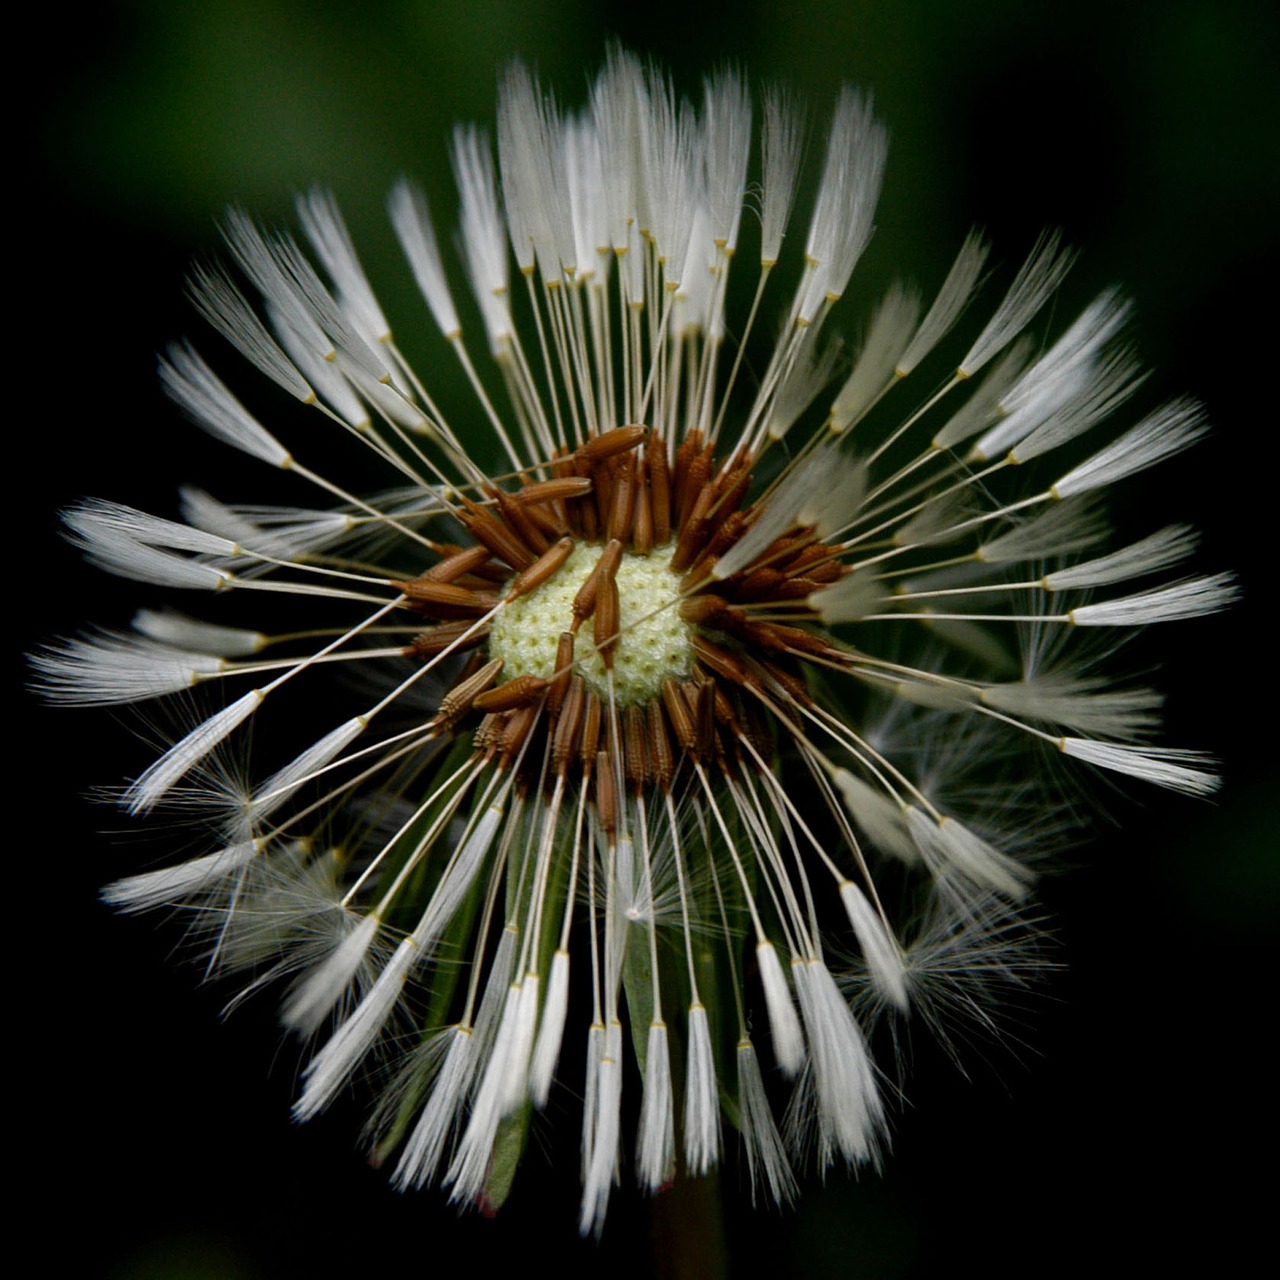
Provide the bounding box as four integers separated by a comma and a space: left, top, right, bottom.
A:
636, 1022, 675, 1191
529, 948, 571, 1108
159, 341, 292, 467
759, 88, 803, 266
282, 911, 382, 1035
736, 1039, 797, 1205
1060, 739, 1220, 795
1051, 397, 1208, 498
247, 717, 367, 824
579, 1021, 622, 1237
809, 571, 884, 625
102, 841, 258, 912
132, 610, 266, 657
906, 808, 1034, 901
123, 689, 263, 814
832, 768, 916, 862
958, 230, 1074, 378
977, 497, 1108, 565
1069, 574, 1238, 627
791, 959, 884, 1166
393, 1025, 476, 1190
683, 1004, 720, 1175
895, 230, 989, 375
839, 881, 909, 1011
389, 179, 461, 339
795, 88, 887, 321
756, 940, 805, 1076
295, 936, 418, 1120
188, 259, 314, 402
828, 283, 920, 432
1044, 525, 1198, 592
31, 631, 223, 706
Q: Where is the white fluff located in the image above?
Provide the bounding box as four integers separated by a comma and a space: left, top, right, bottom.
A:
795, 87, 887, 321
188, 259, 314, 402
248, 717, 367, 823
736, 1039, 797, 1205
294, 934, 418, 1120
756, 940, 804, 1076
1069, 573, 1238, 627
393, 1025, 476, 1189
840, 881, 909, 1011
123, 689, 263, 814
529, 948, 570, 1108
101, 841, 258, 912
296, 186, 391, 347
683, 1003, 720, 1175
896, 230, 989, 375
31, 631, 222, 706
1052, 396, 1208, 497
1060, 739, 1220, 795
1044, 524, 1198, 592
159, 341, 291, 468
389, 179, 461, 338
828, 283, 921, 432
906, 807, 1033, 901
791, 959, 884, 1166
959, 231, 1074, 378
832, 768, 915, 861
579, 1021, 622, 1237
282, 911, 382, 1035
132, 610, 266, 657
636, 1022, 675, 1191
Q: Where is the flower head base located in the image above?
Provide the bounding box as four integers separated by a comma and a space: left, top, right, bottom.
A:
38, 50, 1233, 1234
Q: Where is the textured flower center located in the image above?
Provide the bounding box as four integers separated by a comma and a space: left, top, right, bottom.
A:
489, 541, 693, 706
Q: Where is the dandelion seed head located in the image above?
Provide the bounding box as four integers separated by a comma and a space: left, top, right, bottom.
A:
37, 49, 1232, 1233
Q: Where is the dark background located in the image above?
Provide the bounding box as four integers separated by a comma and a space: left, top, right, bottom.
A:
21, 1, 1277, 1276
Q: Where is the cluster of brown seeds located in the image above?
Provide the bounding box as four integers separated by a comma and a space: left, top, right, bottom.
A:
387, 424, 852, 806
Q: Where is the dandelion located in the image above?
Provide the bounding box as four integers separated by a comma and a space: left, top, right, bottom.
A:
37, 51, 1232, 1233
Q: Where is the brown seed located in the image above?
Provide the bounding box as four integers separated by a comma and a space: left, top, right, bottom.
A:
661, 677, 697, 753
745, 621, 842, 660
624, 704, 648, 787
507, 536, 576, 601
671, 483, 714, 572
671, 429, 703, 520
692, 635, 757, 690
632, 454, 654, 555
473, 673, 550, 713
551, 676, 586, 771
647, 432, 672, 544
678, 594, 743, 628
435, 657, 505, 725
595, 574, 620, 668
607, 453, 637, 545
577, 422, 648, 462
695, 678, 718, 758
572, 538, 623, 630
595, 750, 617, 834
494, 488, 552, 556
460, 505, 536, 572
516, 476, 593, 505
574, 452, 599, 541
423, 544, 494, 583
395, 579, 500, 612
677, 441, 715, 532
647, 701, 673, 790
580, 693, 603, 765
409, 620, 489, 656
499, 705, 537, 757
548, 630, 577, 718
